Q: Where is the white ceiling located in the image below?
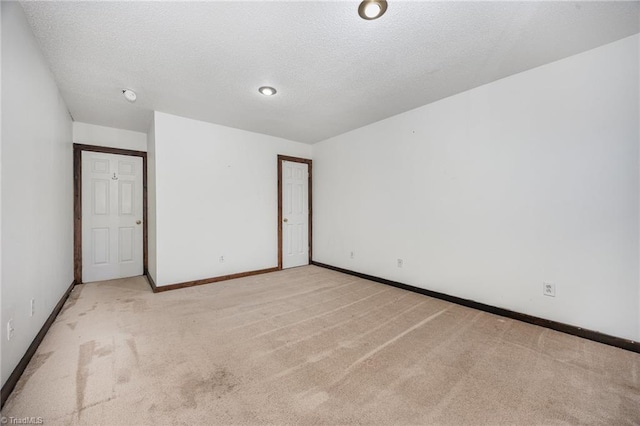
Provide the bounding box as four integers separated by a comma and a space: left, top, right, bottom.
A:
20, 1, 640, 144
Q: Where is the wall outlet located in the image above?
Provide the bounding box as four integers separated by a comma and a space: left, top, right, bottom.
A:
350, 251, 355, 259
397, 259, 403, 268
543, 282, 556, 297
7, 319, 14, 340
30, 299, 35, 317
219, 256, 224, 263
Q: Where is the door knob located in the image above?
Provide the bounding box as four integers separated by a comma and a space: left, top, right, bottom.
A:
283, 218, 288, 223
136, 220, 141, 225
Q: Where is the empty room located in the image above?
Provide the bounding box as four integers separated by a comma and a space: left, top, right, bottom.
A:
1, 0, 639, 424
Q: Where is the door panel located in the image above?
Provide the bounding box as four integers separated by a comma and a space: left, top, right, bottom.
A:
92, 228, 109, 264
282, 161, 309, 268
92, 158, 109, 173
118, 160, 136, 176
82, 152, 143, 282
119, 227, 135, 262
92, 179, 109, 215
119, 180, 134, 215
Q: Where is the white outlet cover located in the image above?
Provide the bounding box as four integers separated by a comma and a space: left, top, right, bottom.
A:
543, 282, 556, 297
7, 320, 14, 340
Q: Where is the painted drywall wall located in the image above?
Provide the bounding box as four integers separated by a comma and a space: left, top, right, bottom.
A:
147, 115, 157, 283
151, 112, 312, 286
313, 34, 640, 341
1, 2, 73, 385
73, 121, 147, 152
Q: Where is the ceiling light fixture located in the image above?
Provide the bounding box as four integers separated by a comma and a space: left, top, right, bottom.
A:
122, 89, 137, 103
258, 86, 277, 96
358, 0, 387, 20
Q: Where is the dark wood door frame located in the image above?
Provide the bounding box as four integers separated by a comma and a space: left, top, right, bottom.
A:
277, 155, 312, 270
73, 143, 148, 284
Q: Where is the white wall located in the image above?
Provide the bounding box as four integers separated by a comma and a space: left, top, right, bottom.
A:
151, 112, 312, 286
313, 34, 640, 341
73, 121, 147, 152
1, 2, 74, 385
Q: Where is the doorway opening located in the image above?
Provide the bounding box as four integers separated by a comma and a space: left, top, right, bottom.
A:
73, 144, 148, 283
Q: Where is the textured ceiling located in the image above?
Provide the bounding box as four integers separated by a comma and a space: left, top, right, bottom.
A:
20, 1, 640, 144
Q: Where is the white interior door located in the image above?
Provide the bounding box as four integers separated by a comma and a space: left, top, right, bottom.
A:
82, 151, 143, 282
282, 160, 309, 268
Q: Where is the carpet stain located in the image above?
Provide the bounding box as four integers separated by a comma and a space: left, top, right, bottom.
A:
60, 286, 84, 316
117, 368, 131, 384
127, 338, 140, 365
81, 396, 115, 411
67, 322, 77, 330
180, 367, 238, 408
11, 351, 54, 396
95, 344, 113, 358
27, 351, 53, 376
76, 340, 96, 414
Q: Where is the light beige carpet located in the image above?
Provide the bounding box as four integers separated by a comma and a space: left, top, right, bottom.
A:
2, 265, 639, 425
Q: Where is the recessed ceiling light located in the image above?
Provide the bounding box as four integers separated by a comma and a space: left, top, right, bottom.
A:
122, 89, 137, 103
358, 0, 387, 20
259, 86, 277, 96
